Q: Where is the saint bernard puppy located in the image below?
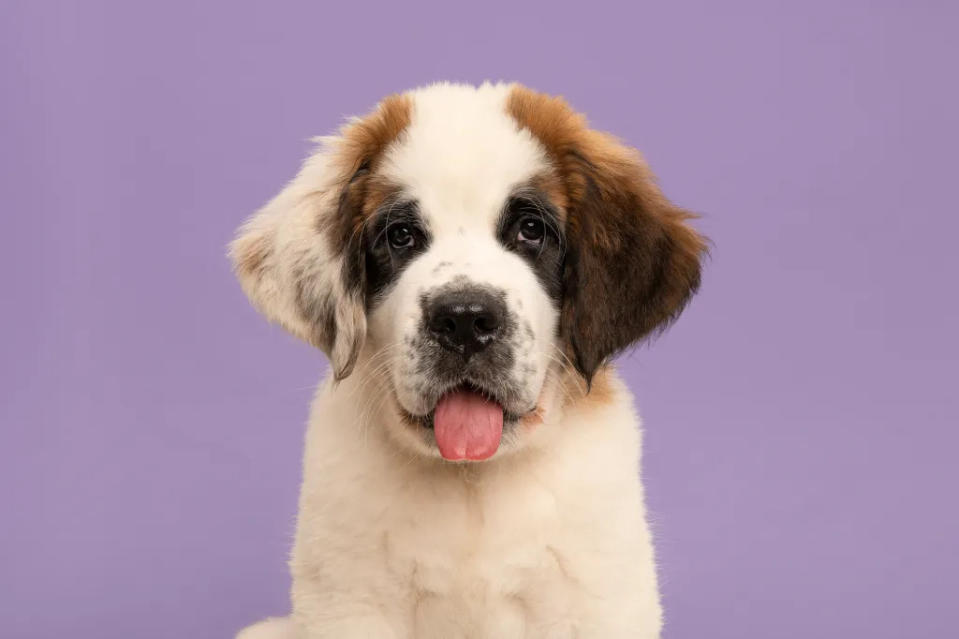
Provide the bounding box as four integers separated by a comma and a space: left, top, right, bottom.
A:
231, 82, 706, 639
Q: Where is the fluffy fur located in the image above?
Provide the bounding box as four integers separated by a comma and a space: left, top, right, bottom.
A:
231, 82, 706, 638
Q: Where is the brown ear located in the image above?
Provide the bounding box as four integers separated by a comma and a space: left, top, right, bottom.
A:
561, 134, 706, 383
507, 86, 707, 384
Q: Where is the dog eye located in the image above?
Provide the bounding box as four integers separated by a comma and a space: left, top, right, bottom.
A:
387, 223, 415, 249
517, 217, 545, 245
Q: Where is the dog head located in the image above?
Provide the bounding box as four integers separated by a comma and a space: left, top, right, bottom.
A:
231, 83, 706, 462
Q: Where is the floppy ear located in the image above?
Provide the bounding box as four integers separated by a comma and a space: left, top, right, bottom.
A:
229, 146, 367, 380
230, 94, 412, 380
506, 87, 707, 385
560, 132, 707, 384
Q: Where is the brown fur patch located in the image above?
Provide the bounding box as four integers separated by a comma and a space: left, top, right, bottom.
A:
338, 94, 414, 178
527, 170, 569, 217
507, 85, 708, 383
362, 175, 407, 218
321, 94, 414, 258
519, 405, 545, 430
519, 364, 616, 431
563, 365, 615, 412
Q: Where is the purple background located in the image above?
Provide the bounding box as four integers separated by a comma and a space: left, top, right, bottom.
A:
2, 1, 957, 637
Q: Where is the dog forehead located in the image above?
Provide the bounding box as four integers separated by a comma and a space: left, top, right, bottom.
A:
378, 83, 549, 233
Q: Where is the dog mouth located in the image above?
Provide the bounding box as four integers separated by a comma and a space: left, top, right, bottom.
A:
403, 381, 521, 461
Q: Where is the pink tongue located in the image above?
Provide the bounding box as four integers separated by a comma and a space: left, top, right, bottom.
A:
433, 389, 504, 461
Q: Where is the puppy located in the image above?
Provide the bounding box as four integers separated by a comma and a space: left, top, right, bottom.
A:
231, 82, 706, 639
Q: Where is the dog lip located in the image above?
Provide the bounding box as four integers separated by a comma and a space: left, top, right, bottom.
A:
402, 380, 522, 429
451, 379, 498, 401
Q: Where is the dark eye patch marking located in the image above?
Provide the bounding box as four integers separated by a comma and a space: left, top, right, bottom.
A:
497, 189, 565, 301
365, 199, 430, 306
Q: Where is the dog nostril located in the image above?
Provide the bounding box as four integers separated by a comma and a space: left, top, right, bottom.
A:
432, 316, 457, 336
473, 313, 499, 336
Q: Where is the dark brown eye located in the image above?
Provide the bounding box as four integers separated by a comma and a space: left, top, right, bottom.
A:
387, 223, 415, 249
517, 217, 545, 244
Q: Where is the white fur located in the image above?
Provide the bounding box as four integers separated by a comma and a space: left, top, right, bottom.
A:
233, 84, 663, 638
373, 83, 556, 433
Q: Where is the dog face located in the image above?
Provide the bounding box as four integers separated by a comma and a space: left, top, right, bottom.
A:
231, 83, 706, 462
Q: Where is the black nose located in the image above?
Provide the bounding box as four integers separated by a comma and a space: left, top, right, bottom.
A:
427, 289, 506, 360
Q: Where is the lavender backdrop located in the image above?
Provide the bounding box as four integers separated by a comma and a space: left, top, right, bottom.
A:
2, 1, 957, 638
